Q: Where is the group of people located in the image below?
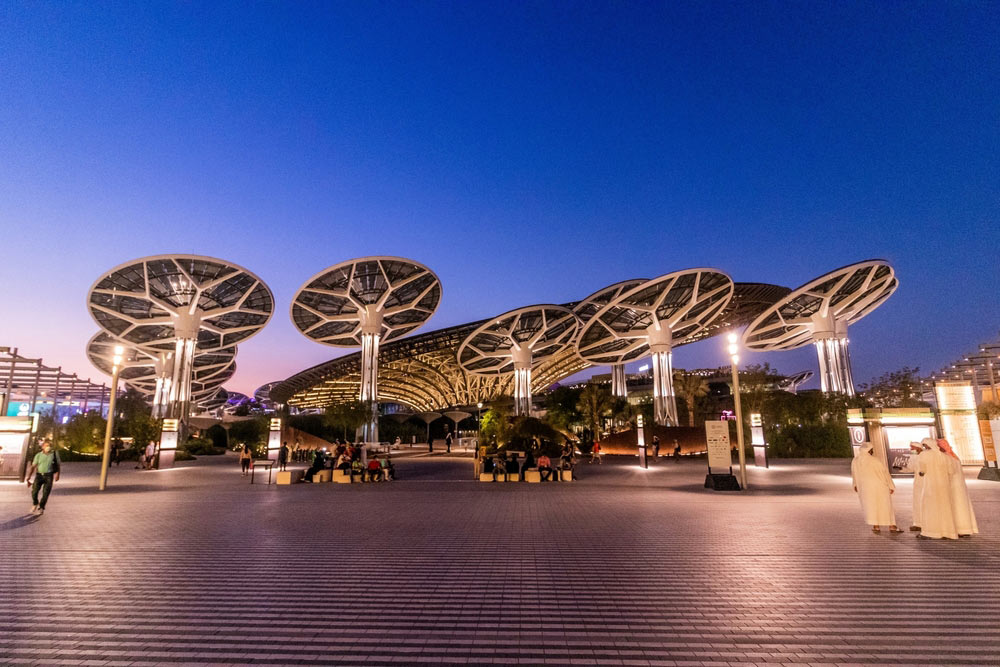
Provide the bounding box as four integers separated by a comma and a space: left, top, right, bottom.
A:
486, 443, 577, 481
648, 435, 683, 463
852, 438, 978, 539
302, 442, 396, 483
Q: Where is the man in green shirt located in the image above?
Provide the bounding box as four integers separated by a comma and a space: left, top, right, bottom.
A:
26, 440, 60, 515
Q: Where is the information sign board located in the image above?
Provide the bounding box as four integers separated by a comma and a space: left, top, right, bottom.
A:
980, 421, 997, 465
705, 421, 732, 471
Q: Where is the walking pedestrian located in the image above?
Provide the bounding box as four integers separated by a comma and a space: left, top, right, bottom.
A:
851, 443, 901, 534
445, 430, 453, 453
27, 440, 60, 515
590, 441, 602, 464
239, 444, 253, 477
651, 435, 660, 461
672, 439, 681, 463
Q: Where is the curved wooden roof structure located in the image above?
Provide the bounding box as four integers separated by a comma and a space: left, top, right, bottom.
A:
271, 282, 791, 412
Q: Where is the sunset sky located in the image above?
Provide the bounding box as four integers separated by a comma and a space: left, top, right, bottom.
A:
1, 2, 997, 395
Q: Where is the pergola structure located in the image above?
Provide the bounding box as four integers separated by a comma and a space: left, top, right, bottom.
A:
457, 305, 579, 416
270, 281, 791, 413
742, 260, 898, 396
932, 339, 1000, 404
576, 269, 735, 426
573, 279, 646, 398
290, 256, 442, 442
87, 254, 273, 420
1, 346, 114, 419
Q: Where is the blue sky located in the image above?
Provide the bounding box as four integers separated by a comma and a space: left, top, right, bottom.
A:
1, 1, 997, 395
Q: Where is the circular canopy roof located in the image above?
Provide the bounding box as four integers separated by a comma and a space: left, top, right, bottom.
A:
87, 254, 274, 352
573, 279, 647, 326
457, 305, 579, 375
87, 331, 236, 394
196, 388, 229, 412
576, 269, 734, 365
778, 370, 814, 389
742, 260, 898, 351
291, 256, 441, 347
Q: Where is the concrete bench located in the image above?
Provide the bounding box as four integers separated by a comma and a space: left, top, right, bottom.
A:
524, 469, 541, 483
313, 469, 332, 483
559, 469, 574, 482
479, 472, 494, 482
333, 469, 352, 484
276, 470, 302, 485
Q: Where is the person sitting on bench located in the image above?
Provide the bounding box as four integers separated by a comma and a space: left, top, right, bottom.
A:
538, 454, 555, 481
492, 452, 508, 481
380, 456, 395, 481
304, 449, 326, 482
506, 453, 520, 480
335, 451, 350, 473
350, 457, 364, 482
367, 456, 383, 482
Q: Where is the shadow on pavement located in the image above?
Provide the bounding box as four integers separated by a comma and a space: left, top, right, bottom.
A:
55, 484, 170, 496
0, 514, 42, 531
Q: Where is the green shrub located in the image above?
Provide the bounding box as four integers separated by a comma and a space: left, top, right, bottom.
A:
768, 423, 851, 458
183, 437, 225, 456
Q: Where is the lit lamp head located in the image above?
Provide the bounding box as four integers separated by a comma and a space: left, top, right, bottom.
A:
112, 345, 124, 368
727, 333, 739, 363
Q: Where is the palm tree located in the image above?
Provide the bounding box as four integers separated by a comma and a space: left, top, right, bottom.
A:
577, 382, 613, 439
673, 371, 709, 427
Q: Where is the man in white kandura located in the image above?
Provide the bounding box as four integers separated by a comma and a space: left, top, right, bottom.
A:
905, 441, 931, 532
938, 439, 978, 537
916, 437, 958, 540
851, 443, 901, 534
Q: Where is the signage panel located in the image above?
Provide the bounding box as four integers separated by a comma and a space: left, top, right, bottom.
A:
705, 421, 732, 471
980, 421, 997, 465
935, 381, 983, 465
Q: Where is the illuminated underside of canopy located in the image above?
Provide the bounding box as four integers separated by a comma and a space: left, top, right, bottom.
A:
272, 282, 791, 412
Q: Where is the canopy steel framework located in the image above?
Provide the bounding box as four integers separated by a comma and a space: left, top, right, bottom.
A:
290, 256, 442, 442
457, 305, 578, 415
1, 346, 114, 418
573, 279, 647, 398
576, 269, 735, 426
742, 260, 898, 396
272, 281, 791, 413
87, 255, 273, 419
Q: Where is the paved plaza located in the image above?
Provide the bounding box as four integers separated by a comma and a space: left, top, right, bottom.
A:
1, 454, 998, 666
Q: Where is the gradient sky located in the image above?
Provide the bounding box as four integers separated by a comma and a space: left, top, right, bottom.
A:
1, 1, 997, 396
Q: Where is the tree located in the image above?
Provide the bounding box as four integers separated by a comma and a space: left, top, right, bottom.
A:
544, 386, 582, 436
62, 412, 106, 454
323, 401, 371, 440
479, 406, 512, 448
978, 401, 1000, 420
739, 362, 782, 416
673, 371, 709, 427
858, 367, 928, 408
577, 382, 613, 439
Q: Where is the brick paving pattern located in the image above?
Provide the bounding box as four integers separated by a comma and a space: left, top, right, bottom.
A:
1, 454, 998, 665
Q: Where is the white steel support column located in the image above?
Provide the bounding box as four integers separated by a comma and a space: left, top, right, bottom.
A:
512, 344, 533, 416
647, 324, 677, 426
169, 338, 196, 419
513, 366, 532, 416
813, 315, 854, 396
359, 330, 380, 443
611, 364, 628, 398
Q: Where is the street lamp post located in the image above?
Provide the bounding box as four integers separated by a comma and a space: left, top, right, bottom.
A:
727, 333, 748, 490
98, 345, 124, 491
